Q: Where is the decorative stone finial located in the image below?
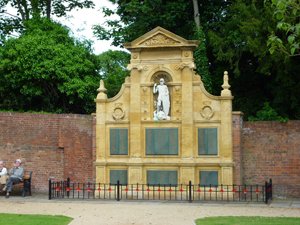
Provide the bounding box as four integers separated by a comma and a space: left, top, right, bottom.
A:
221, 71, 232, 96
96, 79, 107, 100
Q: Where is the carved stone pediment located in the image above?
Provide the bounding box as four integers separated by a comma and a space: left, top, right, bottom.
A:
124, 26, 199, 49
140, 33, 180, 47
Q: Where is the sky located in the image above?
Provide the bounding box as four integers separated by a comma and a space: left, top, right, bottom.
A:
55, 0, 122, 54
4, 0, 122, 54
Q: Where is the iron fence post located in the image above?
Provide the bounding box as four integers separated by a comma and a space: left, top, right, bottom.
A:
269, 178, 272, 200
265, 181, 268, 204
117, 180, 120, 201
48, 179, 52, 200
67, 177, 70, 198
188, 181, 192, 203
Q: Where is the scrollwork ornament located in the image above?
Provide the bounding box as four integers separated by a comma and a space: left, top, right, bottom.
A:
112, 107, 125, 120
184, 51, 190, 57
200, 106, 214, 120
174, 62, 195, 70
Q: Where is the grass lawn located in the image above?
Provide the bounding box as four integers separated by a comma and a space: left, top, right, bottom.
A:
0, 213, 72, 225
195, 216, 300, 225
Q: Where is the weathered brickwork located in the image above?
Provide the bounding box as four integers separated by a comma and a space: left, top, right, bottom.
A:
241, 121, 300, 198
232, 113, 243, 185
0, 112, 94, 192
0, 112, 299, 198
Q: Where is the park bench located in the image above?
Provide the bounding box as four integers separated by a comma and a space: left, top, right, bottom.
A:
7, 171, 33, 197
23, 171, 32, 196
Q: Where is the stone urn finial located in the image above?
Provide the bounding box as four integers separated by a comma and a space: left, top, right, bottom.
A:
221, 71, 232, 97
96, 79, 107, 100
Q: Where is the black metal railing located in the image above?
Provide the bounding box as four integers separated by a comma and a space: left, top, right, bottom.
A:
265, 178, 272, 203
49, 178, 272, 204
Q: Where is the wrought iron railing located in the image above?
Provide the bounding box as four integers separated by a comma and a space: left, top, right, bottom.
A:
49, 178, 272, 204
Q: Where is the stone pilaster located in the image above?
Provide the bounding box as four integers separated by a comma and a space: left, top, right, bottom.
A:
181, 66, 194, 158
129, 69, 141, 158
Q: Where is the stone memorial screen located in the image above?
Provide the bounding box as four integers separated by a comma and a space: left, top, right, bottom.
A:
198, 128, 218, 155
147, 170, 178, 186
110, 128, 128, 155
200, 171, 218, 186
110, 170, 128, 185
146, 128, 178, 155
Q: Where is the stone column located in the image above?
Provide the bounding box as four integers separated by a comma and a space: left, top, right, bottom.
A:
128, 166, 143, 184
180, 167, 195, 184
220, 72, 233, 185
95, 80, 107, 183
95, 166, 106, 183
221, 166, 233, 185
220, 100, 233, 159
220, 71, 233, 160
129, 68, 141, 158
181, 65, 194, 158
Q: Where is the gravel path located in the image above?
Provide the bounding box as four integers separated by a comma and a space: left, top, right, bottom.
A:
1, 196, 300, 225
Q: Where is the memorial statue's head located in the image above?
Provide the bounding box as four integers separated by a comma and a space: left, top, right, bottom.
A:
159, 78, 165, 84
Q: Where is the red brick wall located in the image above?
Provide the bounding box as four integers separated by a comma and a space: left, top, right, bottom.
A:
58, 115, 94, 183
241, 121, 300, 198
1, 112, 299, 198
0, 112, 94, 192
232, 113, 243, 185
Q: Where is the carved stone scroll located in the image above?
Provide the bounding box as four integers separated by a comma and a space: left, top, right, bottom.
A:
200, 105, 214, 120
112, 104, 125, 120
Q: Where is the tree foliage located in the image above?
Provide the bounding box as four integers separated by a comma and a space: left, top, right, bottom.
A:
95, 0, 300, 120
0, 18, 99, 113
97, 50, 130, 98
194, 27, 212, 92
94, 0, 213, 91
267, 0, 300, 57
248, 102, 288, 122
207, 0, 300, 119
94, 0, 195, 46
0, 0, 299, 120
0, 0, 94, 39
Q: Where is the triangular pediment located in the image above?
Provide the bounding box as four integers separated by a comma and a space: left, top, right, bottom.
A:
140, 33, 180, 46
124, 26, 198, 49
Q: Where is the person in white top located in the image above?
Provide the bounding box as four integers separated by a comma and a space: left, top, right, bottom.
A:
2, 159, 24, 198
0, 160, 8, 187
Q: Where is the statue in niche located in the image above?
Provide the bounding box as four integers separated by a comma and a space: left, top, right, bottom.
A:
153, 78, 170, 120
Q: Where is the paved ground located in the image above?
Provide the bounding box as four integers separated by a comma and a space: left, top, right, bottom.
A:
0, 194, 300, 225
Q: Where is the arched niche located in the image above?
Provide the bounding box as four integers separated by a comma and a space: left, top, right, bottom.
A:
150, 71, 173, 84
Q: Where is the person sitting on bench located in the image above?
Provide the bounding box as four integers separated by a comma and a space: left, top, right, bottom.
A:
2, 159, 24, 198
0, 160, 8, 188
